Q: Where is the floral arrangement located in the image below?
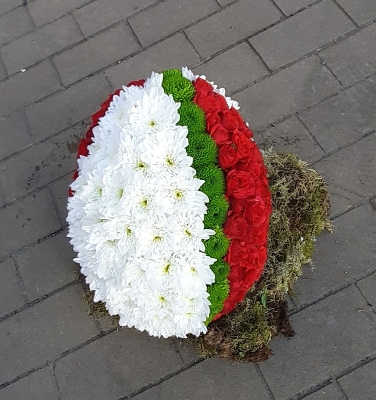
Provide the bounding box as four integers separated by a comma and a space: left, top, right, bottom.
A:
67, 67, 272, 338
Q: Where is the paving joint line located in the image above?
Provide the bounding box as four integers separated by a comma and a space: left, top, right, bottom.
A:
0, 4, 24, 18
246, 40, 273, 74
20, 108, 34, 139
269, 0, 287, 17
255, 363, 276, 400
331, 0, 359, 27
47, 185, 65, 227
10, 254, 29, 304
48, 362, 63, 400
126, 20, 144, 50
296, 113, 326, 153
181, 30, 203, 62
49, 58, 65, 89
317, 53, 344, 88
335, 379, 350, 400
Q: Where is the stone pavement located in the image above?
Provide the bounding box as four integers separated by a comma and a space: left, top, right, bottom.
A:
0, 0, 375, 398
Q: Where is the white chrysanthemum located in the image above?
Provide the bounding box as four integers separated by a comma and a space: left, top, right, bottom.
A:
67, 71, 216, 338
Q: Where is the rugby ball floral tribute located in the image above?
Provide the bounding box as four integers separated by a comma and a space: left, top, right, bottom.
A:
67, 67, 272, 338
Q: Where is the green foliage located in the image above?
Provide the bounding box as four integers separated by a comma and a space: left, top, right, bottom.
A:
203, 195, 229, 230
162, 72, 195, 102
187, 132, 217, 169
204, 228, 230, 260
196, 164, 225, 198
178, 101, 206, 135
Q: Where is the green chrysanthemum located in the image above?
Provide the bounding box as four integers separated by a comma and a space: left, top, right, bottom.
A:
196, 164, 225, 198
204, 228, 230, 260
162, 73, 195, 102
162, 69, 182, 79
187, 131, 217, 169
206, 281, 230, 324
178, 101, 206, 135
204, 195, 229, 230
211, 260, 230, 282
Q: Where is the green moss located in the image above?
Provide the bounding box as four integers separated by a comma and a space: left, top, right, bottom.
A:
203, 195, 229, 230
178, 101, 206, 135
204, 228, 230, 260
196, 164, 225, 198
187, 131, 218, 169
162, 73, 195, 102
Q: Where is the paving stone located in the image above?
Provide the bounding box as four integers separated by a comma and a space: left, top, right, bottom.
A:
0, 62, 5, 81
106, 33, 200, 88
185, 0, 281, 58
28, 0, 90, 27
273, 0, 317, 15
250, 0, 354, 70
357, 273, 376, 310
0, 190, 60, 258
338, 359, 376, 399
304, 384, 345, 399
49, 173, 74, 224
255, 116, 324, 163
336, 0, 376, 25
192, 42, 268, 94
54, 24, 140, 86
73, 0, 158, 38
0, 0, 22, 16
217, 0, 235, 6
0, 112, 32, 161
0, 284, 98, 384
300, 77, 376, 152
0, 61, 61, 118
134, 358, 272, 400
1, 15, 83, 75
129, 0, 219, 47
259, 286, 376, 400
0, 6, 33, 46
0, 126, 81, 202
55, 329, 183, 400
294, 204, 376, 306
313, 133, 376, 199
0, 367, 58, 400
326, 185, 363, 218
320, 24, 376, 87
233, 56, 341, 131
0, 258, 24, 318
16, 232, 76, 301
25, 75, 110, 141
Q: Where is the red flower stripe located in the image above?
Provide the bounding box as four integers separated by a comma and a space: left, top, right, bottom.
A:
193, 78, 272, 318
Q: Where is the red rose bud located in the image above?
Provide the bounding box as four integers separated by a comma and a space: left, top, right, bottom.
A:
232, 129, 254, 159
244, 196, 267, 227
77, 139, 89, 158
223, 213, 249, 240
218, 144, 239, 170
226, 170, 256, 199
210, 124, 232, 145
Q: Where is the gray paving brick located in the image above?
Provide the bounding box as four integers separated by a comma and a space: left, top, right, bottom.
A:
134, 358, 271, 400
260, 286, 376, 400
49, 173, 73, 224
0, 367, 58, 400
0, 6, 33, 46
106, 33, 200, 88
233, 56, 341, 131
25, 74, 110, 141
326, 185, 363, 218
294, 204, 376, 306
0, 258, 24, 317
0, 190, 60, 258
357, 273, 376, 310
28, 0, 90, 27
129, 0, 219, 47
300, 77, 376, 152
0, 284, 98, 384
217, 0, 235, 5
0, 62, 5, 81
339, 359, 376, 399
336, 0, 376, 25
192, 42, 268, 94
54, 23, 140, 86
55, 329, 183, 400
304, 384, 345, 399
1, 15, 83, 75
0, 61, 61, 118
16, 232, 76, 301
273, 0, 317, 15
320, 24, 376, 87
185, 0, 281, 58
0, 126, 80, 202
313, 134, 376, 202
0, 0, 22, 16
73, 0, 158, 38
250, 0, 354, 70
255, 116, 324, 163
0, 112, 32, 161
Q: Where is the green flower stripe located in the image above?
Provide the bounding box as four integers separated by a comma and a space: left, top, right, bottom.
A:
162, 69, 230, 325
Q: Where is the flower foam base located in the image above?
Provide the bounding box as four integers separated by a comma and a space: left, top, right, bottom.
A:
67, 68, 272, 338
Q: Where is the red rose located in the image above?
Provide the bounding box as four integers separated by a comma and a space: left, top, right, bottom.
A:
85, 127, 94, 145
223, 213, 249, 240
220, 108, 243, 131
194, 77, 213, 95
244, 196, 267, 227
231, 197, 248, 216
218, 144, 238, 170
232, 129, 254, 159
206, 111, 220, 131
77, 139, 88, 158
226, 239, 249, 267
194, 93, 219, 113
210, 124, 232, 145
247, 225, 266, 246
126, 79, 146, 87
226, 170, 255, 199
239, 125, 253, 139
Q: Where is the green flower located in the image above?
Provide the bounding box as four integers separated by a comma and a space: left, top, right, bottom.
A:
162, 69, 182, 79
211, 260, 230, 282
196, 164, 225, 198
162, 73, 195, 102
187, 131, 217, 169
204, 195, 229, 229
206, 281, 229, 324
204, 228, 230, 260
178, 101, 206, 135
